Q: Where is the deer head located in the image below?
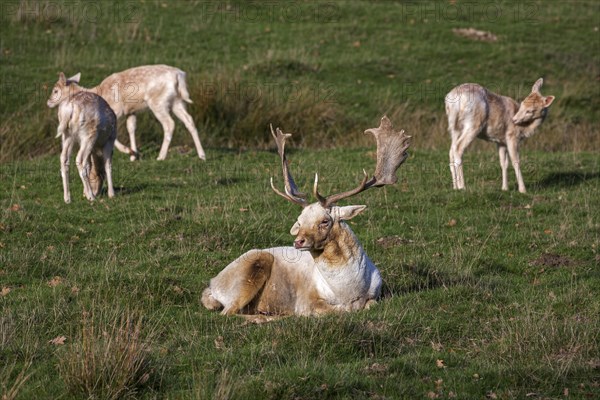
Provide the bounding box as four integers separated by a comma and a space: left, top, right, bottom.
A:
512, 78, 555, 126
270, 117, 411, 251
47, 72, 82, 109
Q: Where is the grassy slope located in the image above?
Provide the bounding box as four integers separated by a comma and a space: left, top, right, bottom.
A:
0, 0, 599, 161
1, 0, 600, 399
1, 148, 599, 399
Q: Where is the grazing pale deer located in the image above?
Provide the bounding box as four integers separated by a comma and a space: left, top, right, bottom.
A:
47, 73, 116, 204
201, 116, 411, 320
445, 78, 555, 193
64, 65, 206, 161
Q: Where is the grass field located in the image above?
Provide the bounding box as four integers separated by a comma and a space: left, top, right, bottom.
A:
1, 148, 599, 399
0, 0, 599, 161
1, 0, 599, 399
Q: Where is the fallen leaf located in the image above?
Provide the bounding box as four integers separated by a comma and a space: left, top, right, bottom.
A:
436, 359, 446, 368
172, 285, 183, 295
427, 391, 439, 399
1, 287, 11, 296
352, 40, 361, 48
452, 27, 498, 42
486, 392, 498, 399
447, 219, 457, 227
71, 286, 80, 294
431, 341, 443, 351
47, 276, 63, 287
214, 335, 225, 350
10, 204, 22, 212
49, 335, 66, 345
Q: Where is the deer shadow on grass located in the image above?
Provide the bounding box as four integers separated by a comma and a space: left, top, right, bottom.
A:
381, 262, 481, 299
112, 183, 151, 196
534, 171, 600, 189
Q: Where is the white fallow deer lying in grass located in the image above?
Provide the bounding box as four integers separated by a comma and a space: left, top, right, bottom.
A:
445, 78, 555, 193
47, 73, 116, 204
201, 116, 411, 321
64, 65, 206, 161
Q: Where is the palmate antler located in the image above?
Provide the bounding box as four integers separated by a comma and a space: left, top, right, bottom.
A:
270, 116, 411, 208
314, 116, 411, 207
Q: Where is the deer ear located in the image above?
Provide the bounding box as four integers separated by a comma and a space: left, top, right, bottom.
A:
58, 72, 66, 83
335, 205, 367, 221
532, 78, 543, 93
290, 221, 300, 236
67, 73, 81, 83
543, 95, 555, 107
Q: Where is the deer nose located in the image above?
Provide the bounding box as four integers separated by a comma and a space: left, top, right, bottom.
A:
294, 239, 305, 249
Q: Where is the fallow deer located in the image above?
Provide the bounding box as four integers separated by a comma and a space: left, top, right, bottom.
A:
201, 116, 411, 319
445, 78, 555, 193
63, 65, 206, 161
47, 73, 116, 204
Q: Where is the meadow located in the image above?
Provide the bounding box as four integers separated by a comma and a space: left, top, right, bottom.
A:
1, 1, 599, 399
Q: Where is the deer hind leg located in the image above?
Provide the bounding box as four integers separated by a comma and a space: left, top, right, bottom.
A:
75, 138, 96, 201
126, 115, 139, 161
453, 123, 481, 190
103, 141, 115, 198
498, 144, 509, 191
448, 125, 471, 190
449, 146, 458, 189
172, 100, 206, 160
148, 102, 176, 161
60, 136, 75, 204
221, 251, 274, 315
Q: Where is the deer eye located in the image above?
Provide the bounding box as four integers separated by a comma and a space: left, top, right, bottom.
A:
320, 219, 330, 226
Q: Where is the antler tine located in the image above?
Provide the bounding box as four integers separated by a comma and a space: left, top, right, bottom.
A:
318, 170, 373, 208
269, 124, 307, 207
318, 116, 411, 207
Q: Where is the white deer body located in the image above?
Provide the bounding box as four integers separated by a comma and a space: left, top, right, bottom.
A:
47, 73, 116, 204
204, 206, 382, 316
66, 65, 205, 161
202, 118, 410, 319
445, 78, 555, 193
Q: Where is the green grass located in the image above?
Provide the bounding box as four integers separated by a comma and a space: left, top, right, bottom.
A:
1, 1, 600, 398
1, 0, 599, 162
1, 148, 599, 399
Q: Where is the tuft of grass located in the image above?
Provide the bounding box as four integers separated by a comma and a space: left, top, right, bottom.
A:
56, 309, 158, 400
1, 360, 33, 400
189, 68, 345, 149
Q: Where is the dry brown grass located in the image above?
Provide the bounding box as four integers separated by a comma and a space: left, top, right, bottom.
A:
188, 69, 346, 149
57, 309, 157, 400
1, 360, 32, 400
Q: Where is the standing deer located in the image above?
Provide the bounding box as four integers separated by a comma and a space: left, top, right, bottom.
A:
63, 65, 206, 161
47, 73, 116, 203
201, 116, 411, 320
445, 78, 555, 193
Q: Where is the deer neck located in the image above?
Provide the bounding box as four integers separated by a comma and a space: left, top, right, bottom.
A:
311, 222, 364, 269
516, 116, 545, 140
